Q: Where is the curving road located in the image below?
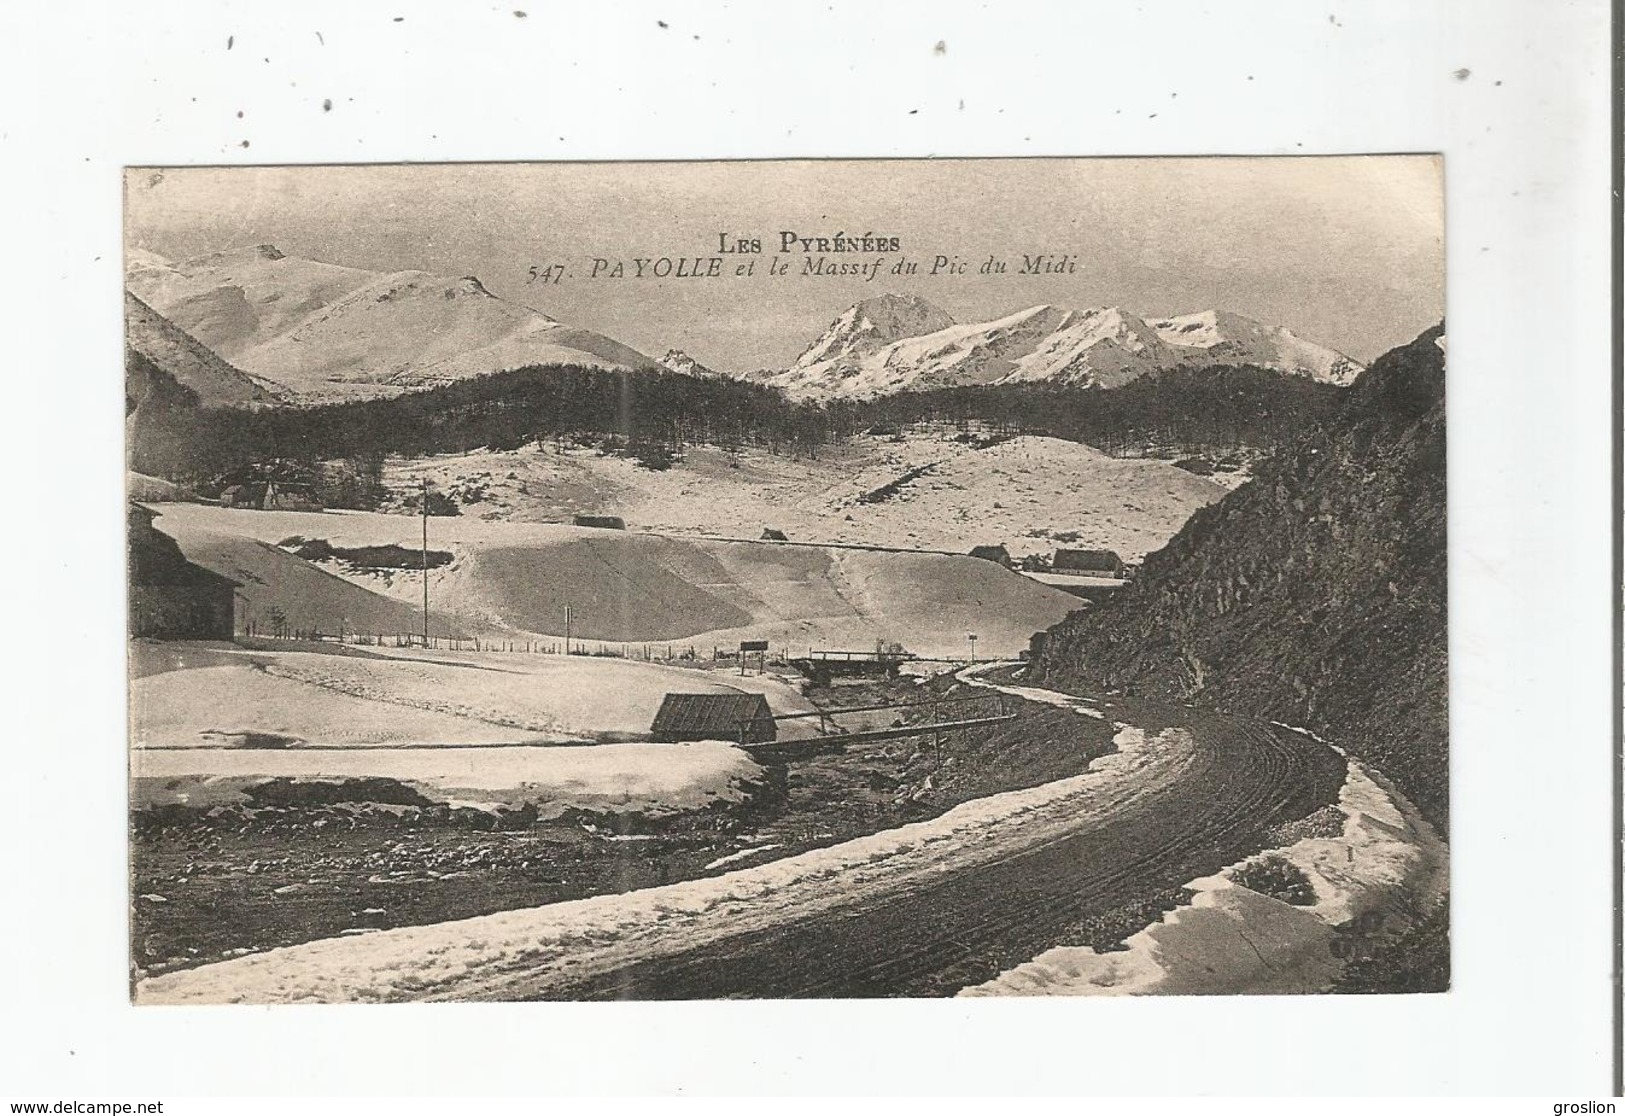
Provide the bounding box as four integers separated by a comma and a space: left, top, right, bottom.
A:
519, 683, 1347, 1001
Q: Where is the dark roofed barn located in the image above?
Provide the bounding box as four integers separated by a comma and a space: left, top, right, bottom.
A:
128, 504, 239, 640
650, 692, 776, 744
1052, 548, 1125, 577
969, 544, 1011, 566
573, 514, 626, 530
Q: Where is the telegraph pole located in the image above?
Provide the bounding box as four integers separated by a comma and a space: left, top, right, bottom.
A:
564, 604, 573, 655
421, 477, 430, 647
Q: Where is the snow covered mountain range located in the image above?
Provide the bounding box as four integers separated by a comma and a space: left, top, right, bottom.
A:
125, 245, 656, 403
748, 294, 1363, 401
124, 247, 1361, 409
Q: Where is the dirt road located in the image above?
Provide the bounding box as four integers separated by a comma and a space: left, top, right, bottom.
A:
509, 683, 1346, 1000
134, 669, 1346, 1004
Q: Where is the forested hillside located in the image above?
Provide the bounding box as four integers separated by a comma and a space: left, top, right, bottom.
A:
851, 366, 1347, 456
129, 355, 1348, 485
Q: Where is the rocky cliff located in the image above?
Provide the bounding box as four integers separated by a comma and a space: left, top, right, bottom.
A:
1032, 324, 1447, 824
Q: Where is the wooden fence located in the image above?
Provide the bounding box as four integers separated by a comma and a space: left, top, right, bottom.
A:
236, 619, 789, 665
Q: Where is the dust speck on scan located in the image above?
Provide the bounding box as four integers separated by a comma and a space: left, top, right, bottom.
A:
123, 156, 1449, 1004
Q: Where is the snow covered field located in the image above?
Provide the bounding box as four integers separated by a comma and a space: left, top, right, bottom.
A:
146, 501, 1083, 659
132, 740, 762, 815
374, 428, 1224, 561
131, 640, 812, 748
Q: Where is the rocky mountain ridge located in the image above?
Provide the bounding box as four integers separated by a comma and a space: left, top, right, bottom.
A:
749, 295, 1365, 401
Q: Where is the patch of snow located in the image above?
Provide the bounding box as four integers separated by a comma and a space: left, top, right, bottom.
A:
956, 662, 1109, 719
136, 721, 1196, 1004
960, 755, 1445, 997
132, 741, 764, 815
704, 844, 783, 871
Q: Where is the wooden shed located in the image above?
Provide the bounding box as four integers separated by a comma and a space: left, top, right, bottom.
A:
650, 692, 776, 744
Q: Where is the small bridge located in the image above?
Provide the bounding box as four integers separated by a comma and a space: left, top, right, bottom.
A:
728, 693, 1019, 760
785, 648, 917, 686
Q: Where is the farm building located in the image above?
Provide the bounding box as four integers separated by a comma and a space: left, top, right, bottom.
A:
650, 693, 776, 744
573, 514, 627, 530
968, 544, 1011, 566
218, 480, 321, 511
760, 527, 789, 542
1052, 548, 1126, 577
262, 481, 321, 511
128, 504, 239, 640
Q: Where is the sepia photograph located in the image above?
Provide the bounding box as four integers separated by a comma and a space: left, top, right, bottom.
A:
122, 156, 1450, 1005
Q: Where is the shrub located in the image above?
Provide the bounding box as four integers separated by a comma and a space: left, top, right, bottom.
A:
1333, 898, 1450, 993
1228, 854, 1316, 905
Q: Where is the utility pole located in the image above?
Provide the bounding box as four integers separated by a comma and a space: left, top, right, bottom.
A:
967, 632, 978, 663
564, 604, 573, 655
421, 477, 430, 647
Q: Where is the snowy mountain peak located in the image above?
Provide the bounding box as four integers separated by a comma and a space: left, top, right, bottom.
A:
450, 275, 495, 299
751, 300, 1366, 401
659, 349, 719, 378
125, 245, 655, 403
187, 243, 288, 268
1147, 310, 1363, 386
792, 293, 956, 371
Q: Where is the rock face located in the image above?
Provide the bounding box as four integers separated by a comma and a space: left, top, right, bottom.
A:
1031, 324, 1447, 824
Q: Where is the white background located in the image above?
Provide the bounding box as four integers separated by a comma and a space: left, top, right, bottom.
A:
0, 0, 1614, 1098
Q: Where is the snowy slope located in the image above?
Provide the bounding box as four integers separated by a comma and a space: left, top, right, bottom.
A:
793, 292, 957, 368
753, 296, 1364, 401
658, 349, 720, 378
135, 720, 1189, 1003
1147, 309, 1363, 386
124, 290, 283, 406
125, 245, 657, 402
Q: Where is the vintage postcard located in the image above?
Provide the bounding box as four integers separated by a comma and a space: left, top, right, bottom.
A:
125, 157, 1447, 1003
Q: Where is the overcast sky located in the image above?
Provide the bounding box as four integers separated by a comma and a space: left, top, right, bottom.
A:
125, 157, 1443, 372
